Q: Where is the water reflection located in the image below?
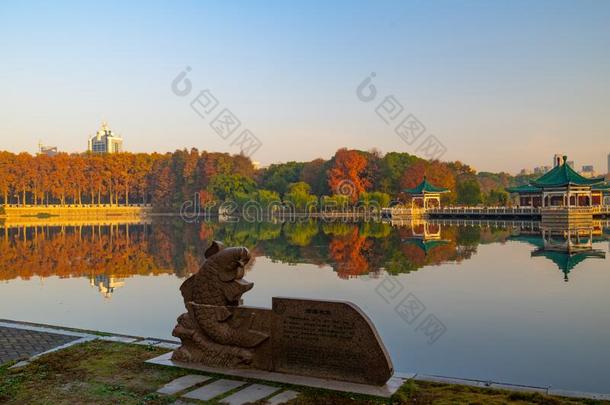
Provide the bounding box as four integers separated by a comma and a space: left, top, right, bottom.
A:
1, 218, 608, 289
90, 274, 126, 298
2, 218, 610, 393
508, 222, 608, 281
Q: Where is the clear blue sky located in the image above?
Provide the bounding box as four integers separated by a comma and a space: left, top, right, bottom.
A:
1, 0, 609, 173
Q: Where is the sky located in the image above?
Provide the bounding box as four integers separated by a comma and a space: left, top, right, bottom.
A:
0, 0, 609, 174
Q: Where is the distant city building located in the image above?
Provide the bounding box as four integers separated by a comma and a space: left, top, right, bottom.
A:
534, 166, 551, 175
87, 122, 123, 154
518, 168, 532, 176
607, 153, 610, 175
580, 165, 596, 178
37, 142, 58, 157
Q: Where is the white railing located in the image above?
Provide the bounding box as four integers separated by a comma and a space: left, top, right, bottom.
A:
1, 204, 152, 208
427, 206, 541, 215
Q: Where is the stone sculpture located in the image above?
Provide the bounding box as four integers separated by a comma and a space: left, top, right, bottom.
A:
172, 242, 268, 367
172, 241, 394, 386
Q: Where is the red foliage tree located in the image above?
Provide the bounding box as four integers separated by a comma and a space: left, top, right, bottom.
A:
327, 149, 371, 203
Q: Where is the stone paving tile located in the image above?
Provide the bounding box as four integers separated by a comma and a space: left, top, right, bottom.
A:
221, 383, 280, 405
182, 379, 247, 401
157, 374, 212, 395
266, 390, 300, 405
0, 326, 79, 365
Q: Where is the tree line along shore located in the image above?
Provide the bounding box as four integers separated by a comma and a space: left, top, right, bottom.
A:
0, 148, 538, 212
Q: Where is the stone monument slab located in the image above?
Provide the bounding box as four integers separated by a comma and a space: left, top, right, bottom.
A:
271, 297, 392, 385
170, 241, 393, 386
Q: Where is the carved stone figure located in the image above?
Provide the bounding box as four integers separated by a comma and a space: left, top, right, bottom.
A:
172, 241, 269, 367
172, 241, 394, 386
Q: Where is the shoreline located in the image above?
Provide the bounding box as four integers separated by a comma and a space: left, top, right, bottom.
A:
0, 204, 153, 219
1, 319, 609, 402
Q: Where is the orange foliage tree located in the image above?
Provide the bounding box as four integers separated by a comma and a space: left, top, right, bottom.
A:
400, 160, 457, 203
327, 149, 371, 203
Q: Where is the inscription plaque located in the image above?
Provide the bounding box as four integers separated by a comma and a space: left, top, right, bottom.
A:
272, 297, 393, 385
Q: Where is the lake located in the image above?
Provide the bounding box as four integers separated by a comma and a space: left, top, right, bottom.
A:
0, 218, 609, 393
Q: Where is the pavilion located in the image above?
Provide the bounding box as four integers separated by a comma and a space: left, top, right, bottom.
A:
403, 177, 450, 210
507, 155, 608, 208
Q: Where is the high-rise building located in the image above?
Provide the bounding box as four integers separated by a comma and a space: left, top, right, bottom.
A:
580, 165, 596, 178
534, 166, 551, 175
87, 122, 123, 154
37, 141, 58, 157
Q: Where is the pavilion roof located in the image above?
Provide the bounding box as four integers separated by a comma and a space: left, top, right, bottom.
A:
592, 182, 610, 192
405, 238, 448, 255
531, 156, 605, 188
531, 248, 606, 273
507, 234, 545, 248
510, 234, 607, 248
403, 177, 450, 195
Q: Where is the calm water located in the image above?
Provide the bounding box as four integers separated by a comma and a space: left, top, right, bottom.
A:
1, 218, 609, 393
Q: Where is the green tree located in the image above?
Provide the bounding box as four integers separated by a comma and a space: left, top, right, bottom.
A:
378, 152, 419, 194
457, 179, 482, 205
283, 182, 318, 212
359, 191, 391, 209
300, 158, 328, 196
484, 189, 509, 206
259, 162, 304, 196
320, 194, 350, 211
208, 174, 256, 201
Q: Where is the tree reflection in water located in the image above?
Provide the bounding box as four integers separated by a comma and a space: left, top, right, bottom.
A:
0, 219, 607, 291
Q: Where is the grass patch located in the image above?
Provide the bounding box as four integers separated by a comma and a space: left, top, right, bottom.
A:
0, 340, 187, 404
0, 341, 607, 404
388, 380, 606, 405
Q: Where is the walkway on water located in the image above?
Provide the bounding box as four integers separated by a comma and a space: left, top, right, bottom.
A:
383, 206, 610, 219
1, 319, 609, 401
0, 204, 153, 219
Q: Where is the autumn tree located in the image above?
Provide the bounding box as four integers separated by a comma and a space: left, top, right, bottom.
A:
327, 149, 371, 203
0, 152, 14, 204
400, 160, 456, 204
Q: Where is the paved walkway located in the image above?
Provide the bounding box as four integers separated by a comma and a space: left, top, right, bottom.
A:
0, 325, 79, 365
156, 374, 299, 404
